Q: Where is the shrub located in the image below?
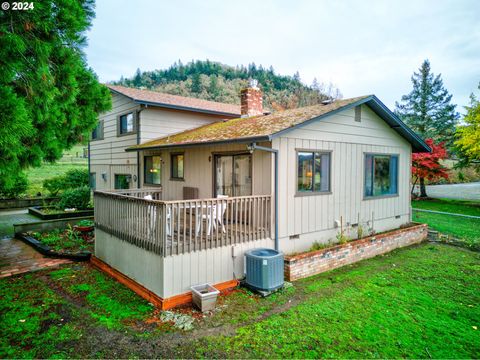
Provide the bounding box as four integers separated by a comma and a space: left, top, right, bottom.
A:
43, 177, 65, 196
57, 186, 91, 210
309, 240, 331, 252
0, 172, 29, 198
63, 169, 89, 189
76, 219, 94, 227
43, 169, 89, 195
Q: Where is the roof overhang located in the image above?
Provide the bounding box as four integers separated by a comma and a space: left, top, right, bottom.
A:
125, 135, 271, 152
126, 95, 431, 153
268, 95, 431, 153
108, 87, 240, 117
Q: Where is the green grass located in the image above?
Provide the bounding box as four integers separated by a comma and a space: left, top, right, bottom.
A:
412, 198, 480, 216
193, 244, 480, 359
0, 264, 157, 358
24, 144, 87, 197
0, 244, 478, 358
412, 198, 480, 245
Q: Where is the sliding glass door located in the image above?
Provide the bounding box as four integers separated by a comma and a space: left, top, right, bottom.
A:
214, 154, 252, 197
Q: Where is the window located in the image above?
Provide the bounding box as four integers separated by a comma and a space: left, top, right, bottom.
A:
297, 151, 330, 193
144, 156, 161, 185
91, 120, 104, 140
118, 112, 135, 135
171, 153, 184, 180
215, 154, 252, 197
114, 174, 131, 190
89, 172, 96, 190
364, 154, 398, 197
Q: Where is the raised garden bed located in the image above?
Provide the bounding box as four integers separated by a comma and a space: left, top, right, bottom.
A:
284, 223, 428, 281
28, 206, 94, 220
0, 197, 58, 210
18, 224, 94, 261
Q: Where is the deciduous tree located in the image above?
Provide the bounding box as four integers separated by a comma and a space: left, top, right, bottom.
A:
455, 84, 480, 167
412, 139, 449, 197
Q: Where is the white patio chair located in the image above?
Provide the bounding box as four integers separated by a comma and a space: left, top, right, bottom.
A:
203, 195, 228, 235
144, 195, 171, 237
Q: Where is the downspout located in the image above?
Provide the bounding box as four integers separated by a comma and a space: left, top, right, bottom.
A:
87, 141, 91, 188
247, 142, 279, 251
136, 105, 147, 189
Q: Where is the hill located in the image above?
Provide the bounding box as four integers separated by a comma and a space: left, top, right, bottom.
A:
112, 60, 341, 111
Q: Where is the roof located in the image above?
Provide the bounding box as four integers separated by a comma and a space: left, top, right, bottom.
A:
127, 95, 431, 153
107, 85, 241, 117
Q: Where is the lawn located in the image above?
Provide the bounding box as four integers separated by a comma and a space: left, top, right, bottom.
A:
24, 144, 87, 197
412, 198, 480, 246
0, 243, 478, 358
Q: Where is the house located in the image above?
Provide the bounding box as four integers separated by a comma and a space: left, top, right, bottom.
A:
91, 82, 430, 308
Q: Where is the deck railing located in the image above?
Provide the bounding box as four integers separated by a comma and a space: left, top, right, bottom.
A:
94, 190, 271, 256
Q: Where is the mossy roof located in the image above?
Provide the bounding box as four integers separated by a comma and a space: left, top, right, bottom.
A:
129, 96, 370, 150
128, 95, 430, 153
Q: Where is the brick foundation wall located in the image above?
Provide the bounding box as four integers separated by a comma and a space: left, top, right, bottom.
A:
284, 224, 428, 281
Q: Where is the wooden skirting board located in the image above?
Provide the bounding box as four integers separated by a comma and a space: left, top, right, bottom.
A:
90, 256, 239, 310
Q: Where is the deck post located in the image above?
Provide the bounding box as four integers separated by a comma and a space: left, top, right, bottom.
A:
247, 143, 279, 251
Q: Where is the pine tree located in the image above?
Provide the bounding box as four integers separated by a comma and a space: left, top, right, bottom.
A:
0, 0, 111, 196
395, 60, 459, 149
133, 68, 142, 87
395, 60, 459, 197
191, 72, 202, 93
208, 75, 220, 100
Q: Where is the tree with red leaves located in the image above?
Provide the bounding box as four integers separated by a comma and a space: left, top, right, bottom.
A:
412, 139, 449, 197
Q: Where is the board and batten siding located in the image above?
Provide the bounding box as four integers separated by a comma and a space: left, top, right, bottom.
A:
95, 227, 274, 298
90, 92, 232, 191
139, 107, 225, 142
272, 104, 413, 254
140, 142, 273, 200
90, 92, 140, 190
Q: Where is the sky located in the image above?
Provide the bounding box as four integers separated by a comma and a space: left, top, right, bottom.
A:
85, 0, 480, 111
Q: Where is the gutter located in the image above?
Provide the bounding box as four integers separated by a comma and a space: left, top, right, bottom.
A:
124, 135, 271, 152
247, 142, 279, 251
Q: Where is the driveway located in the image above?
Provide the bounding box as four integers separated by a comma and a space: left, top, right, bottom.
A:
424, 182, 480, 201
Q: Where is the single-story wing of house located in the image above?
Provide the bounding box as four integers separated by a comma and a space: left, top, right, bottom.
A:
92, 82, 430, 307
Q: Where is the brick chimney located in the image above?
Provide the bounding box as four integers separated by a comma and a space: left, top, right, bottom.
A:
240, 79, 263, 117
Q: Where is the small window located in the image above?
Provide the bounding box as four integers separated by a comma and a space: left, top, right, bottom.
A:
114, 174, 131, 190
297, 151, 330, 193
171, 153, 184, 180
89, 172, 96, 190
144, 156, 161, 185
118, 112, 135, 135
364, 154, 398, 197
91, 120, 104, 140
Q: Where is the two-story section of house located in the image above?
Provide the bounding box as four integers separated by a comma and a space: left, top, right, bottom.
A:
89, 85, 241, 191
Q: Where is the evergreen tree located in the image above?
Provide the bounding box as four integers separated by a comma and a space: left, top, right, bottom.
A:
208, 75, 220, 100
190, 72, 202, 93
395, 60, 459, 150
395, 60, 459, 197
0, 0, 111, 196
133, 68, 142, 87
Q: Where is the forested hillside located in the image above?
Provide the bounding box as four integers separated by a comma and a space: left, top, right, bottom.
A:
112, 60, 341, 110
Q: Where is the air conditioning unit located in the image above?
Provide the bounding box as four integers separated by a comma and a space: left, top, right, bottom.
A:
245, 248, 284, 294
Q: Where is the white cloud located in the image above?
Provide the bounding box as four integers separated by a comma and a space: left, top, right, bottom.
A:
86, 0, 480, 110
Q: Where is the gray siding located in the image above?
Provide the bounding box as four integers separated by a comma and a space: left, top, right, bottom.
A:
90, 92, 230, 191
140, 142, 273, 200
140, 107, 222, 142
273, 105, 412, 253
